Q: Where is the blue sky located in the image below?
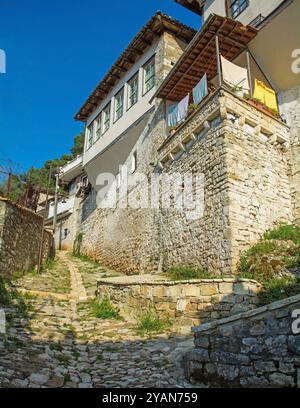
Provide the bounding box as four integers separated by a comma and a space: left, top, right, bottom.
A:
0, 0, 200, 173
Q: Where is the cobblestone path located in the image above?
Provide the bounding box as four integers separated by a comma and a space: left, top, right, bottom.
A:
0, 252, 194, 388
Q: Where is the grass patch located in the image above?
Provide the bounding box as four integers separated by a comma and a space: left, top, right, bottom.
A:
238, 224, 300, 305
136, 307, 170, 335
63, 373, 71, 384
263, 224, 300, 245
259, 276, 300, 305
49, 343, 63, 352
167, 266, 214, 281
89, 297, 122, 320
72, 253, 100, 266
0, 276, 34, 318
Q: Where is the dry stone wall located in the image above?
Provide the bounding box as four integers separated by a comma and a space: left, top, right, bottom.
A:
96, 277, 262, 329
0, 198, 52, 277
186, 294, 300, 388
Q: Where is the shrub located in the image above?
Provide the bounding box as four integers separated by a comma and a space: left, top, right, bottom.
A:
0, 276, 11, 306
238, 224, 300, 304
167, 266, 214, 281
136, 307, 169, 334
73, 233, 83, 256
89, 297, 122, 320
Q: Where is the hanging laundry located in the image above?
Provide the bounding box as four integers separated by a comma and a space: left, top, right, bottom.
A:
192, 73, 208, 105
177, 94, 189, 123
221, 56, 250, 93
168, 104, 178, 127
253, 79, 279, 113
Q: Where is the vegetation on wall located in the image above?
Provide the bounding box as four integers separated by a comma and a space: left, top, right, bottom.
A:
167, 266, 214, 281
238, 224, 300, 304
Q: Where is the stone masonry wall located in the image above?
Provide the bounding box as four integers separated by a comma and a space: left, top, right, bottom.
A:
157, 89, 292, 273
279, 85, 300, 225
79, 30, 191, 274
96, 277, 262, 329
186, 294, 300, 388
0, 198, 52, 277
80, 89, 294, 275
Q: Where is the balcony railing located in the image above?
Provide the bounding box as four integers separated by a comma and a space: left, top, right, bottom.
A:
48, 196, 75, 219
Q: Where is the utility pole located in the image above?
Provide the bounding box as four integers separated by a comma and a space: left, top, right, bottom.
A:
37, 165, 52, 274
52, 169, 61, 244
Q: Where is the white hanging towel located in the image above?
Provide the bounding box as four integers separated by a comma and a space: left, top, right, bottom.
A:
221, 56, 250, 92
177, 94, 189, 123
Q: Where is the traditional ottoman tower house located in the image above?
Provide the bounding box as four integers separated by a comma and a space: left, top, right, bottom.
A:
74, 4, 299, 275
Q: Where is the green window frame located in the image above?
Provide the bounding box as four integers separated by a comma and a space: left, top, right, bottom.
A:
114, 89, 124, 122
87, 123, 94, 149
95, 114, 102, 139
128, 74, 138, 109
143, 57, 155, 95
102, 103, 111, 134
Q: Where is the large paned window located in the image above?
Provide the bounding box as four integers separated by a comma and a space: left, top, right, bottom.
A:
128, 74, 139, 109
227, 0, 249, 19
114, 89, 124, 122
143, 57, 155, 94
102, 103, 111, 133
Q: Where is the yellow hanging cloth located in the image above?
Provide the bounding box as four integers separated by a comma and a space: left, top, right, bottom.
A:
253, 79, 279, 113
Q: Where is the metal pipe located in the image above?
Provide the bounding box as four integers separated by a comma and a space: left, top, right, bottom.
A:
246, 49, 253, 96
215, 35, 222, 88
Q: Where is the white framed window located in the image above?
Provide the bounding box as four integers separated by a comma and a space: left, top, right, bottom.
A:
127, 74, 138, 109
102, 103, 111, 134
131, 150, 137, 174
143, 57, 155, 95
116, 173, 121, 190
227, 0, 249, 19
81, 175, 88, 188
87, 122, 94, 149
114, 88, 124, 122
95, 113, 102, 139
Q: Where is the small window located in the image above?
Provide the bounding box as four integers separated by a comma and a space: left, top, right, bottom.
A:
131, 150, 137, 174
69, 181, 76, 195
81, 175, 88, 187
95, 114, 102, 139
128, 74, 139, 109
102, 103, 111, 134
114, 89, 124, 122
143, 57, 155, 95
116, 173, 121, 190
227, 0, 249, 19
87, 123, 94, 149
63, 228, 68, 239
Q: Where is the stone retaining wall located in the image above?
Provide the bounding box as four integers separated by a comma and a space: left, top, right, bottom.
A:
96, 277, 262, 328
0, 198, 52, 277
186, 294, 300, 388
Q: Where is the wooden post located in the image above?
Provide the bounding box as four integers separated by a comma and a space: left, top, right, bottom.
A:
37, 166, 52, 274
246, 49, 253, 97
215, 35, 222, 88
163, 98, 167, 138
